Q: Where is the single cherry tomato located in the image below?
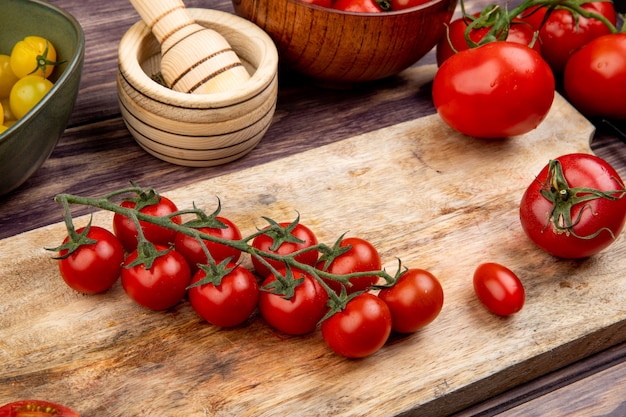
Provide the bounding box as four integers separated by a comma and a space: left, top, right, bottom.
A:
251, 220, 319, 278
436, 15, 541, 66
378, 268, 444, 333
519, 1, 617, 73
113, 195, 181, 252
563, 33, 626, 120
390, 0, 432, 10
321, 293, 392, 358
121, 246, 191, 310
57, 225, 125, 294
9, 75, 53, 119
188, 263, 259, 327
174, 216, 242, 275
258, 267, 328, 335
473, 262, 525, 316
520, 153, 626, 258
333, 0, 386, 12
432, 42, 555, 138
316, 236, 381, 295
10, 36, 59, 79
0, 400, 80, 417
0, 54, 19, 98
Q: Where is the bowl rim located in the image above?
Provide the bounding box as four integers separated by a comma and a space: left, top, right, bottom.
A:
118, 8, 279, 108
276, 0, 449, 15
0, 0, 85, 143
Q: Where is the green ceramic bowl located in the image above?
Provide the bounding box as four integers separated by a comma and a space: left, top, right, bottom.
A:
0, 0, 84, 196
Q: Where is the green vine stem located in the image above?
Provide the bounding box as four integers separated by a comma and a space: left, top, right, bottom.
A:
51, 186, 406, 314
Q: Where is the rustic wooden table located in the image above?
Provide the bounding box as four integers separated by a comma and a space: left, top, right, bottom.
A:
1, 0, 625, 415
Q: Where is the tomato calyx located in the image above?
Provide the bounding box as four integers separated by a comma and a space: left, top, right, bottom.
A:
180, 199, 230, 230
540, 159, 626, 239
46, 197, 98, 258
255, 215, 307, 251
187, 258, 236, 289
30, 41, 65, 78
374, 0, 392, 11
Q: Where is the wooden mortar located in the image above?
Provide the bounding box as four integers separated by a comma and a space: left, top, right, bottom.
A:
129, 0, 251, 94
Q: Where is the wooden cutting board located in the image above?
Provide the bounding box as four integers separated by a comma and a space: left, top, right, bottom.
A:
2, 80, 625, 416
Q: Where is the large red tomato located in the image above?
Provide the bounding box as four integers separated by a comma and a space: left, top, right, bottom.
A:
519, 153, 626, 258
563, 33, 626, 120
519, 1, 617, 73
433, 42, 555, 138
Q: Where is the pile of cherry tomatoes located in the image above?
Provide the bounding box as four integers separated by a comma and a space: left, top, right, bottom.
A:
0, 35, 60, 134
300, 0, 430, 12
50, 183, 530, 360
433, 0, 626, 138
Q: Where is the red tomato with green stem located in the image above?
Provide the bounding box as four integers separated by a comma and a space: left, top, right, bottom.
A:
251, 217, 319, 278
321, 293, 392, 358
436, 13, 541, 66
519, 153, 626, 259
121, 244, 191, 310
55, 225, 124, 294
188, 262, 259, 327
378, 268, 444, 333
258, 267, 328, 335
316, 236, 382, 295
473, 262, 525, 316
113, 194, 181, 252
563, 33, 626, 120
519, 1, 617, 73
432, 41, 555, 138
0, 400, 80, 417
174, 215, 242, 275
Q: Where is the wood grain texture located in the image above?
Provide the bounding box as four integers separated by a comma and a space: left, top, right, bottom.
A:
2, 89, 625, 416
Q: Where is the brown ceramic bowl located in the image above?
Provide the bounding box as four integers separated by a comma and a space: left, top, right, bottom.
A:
232, 0, 457, 84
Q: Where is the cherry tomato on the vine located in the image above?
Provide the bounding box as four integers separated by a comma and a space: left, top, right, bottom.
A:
251, 220, 319, 278
473, 262, 525, 316
57, 226, 125, 294
519, 1, 617, 73
258, 267, 328, 335
432, 42, 554, 138
113, 195, 181, 252
188, 263, 259, 327
10, 36, 59, 79
519, 153, 626, 259
121, 246, 191, 310
316, 236, 381, 295
174, 216, 242, 275
321, 293, 392, 358
563, 33, 626, 120
0, 400, 80, 417
436, 15, 540, 66
9, 75, 53, 119
378, 268, 444, 333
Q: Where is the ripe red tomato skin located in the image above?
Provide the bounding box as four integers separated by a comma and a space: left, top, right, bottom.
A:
299, 0, 332, 7
251, 222, 319, 278
378, 268, 444, 333
390, 0, 431, 10
520, 2, 617, 73
432, 42, 555, 139
58, 226, 125, 294
258, 267, 328, 335
436, 16, 541, 66
333, 0, 383, 12
0, 399, 80, 417
519, 153, 626, 259
113, 196, 181, 253
188, 264, 259, 328
321, 293, 392, 358
121, 246, 191, 310
563, 34, 626, 120
316, 237, 381, 295
473, 263, 525, 316
174, 217, 242, 275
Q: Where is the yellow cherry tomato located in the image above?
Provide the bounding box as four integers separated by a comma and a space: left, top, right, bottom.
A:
10, 36, 59, 79
0, 101, 4, 126
0, 125, 8, 134
1, 97, 15, 122
9, 75, 53, 119
0, 55, 19, 98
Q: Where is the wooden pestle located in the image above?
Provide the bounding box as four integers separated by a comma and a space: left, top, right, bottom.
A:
129, 0, 251, 94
